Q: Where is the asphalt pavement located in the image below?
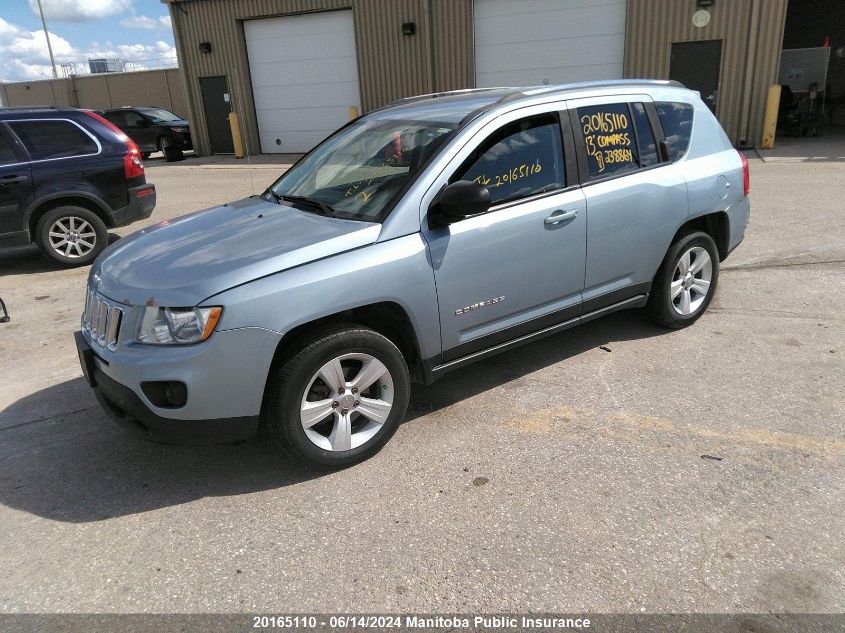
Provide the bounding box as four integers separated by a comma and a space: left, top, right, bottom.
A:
0, 152, 842, 614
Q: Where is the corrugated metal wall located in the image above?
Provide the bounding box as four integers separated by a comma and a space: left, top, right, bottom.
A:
166, 0, 474, 155
624, 0, 788, 146
0, 69, 187, 114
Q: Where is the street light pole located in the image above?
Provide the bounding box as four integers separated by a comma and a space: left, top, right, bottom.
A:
35, 0, 58, 78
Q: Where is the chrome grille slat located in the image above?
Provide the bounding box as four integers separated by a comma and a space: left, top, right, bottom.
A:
82, 285, 124, 350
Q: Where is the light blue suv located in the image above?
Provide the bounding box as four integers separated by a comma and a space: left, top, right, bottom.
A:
75, 80, 750, 467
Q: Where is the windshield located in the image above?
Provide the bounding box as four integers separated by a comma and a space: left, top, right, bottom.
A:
140, 108, 183, 123
268, 118, 456, 221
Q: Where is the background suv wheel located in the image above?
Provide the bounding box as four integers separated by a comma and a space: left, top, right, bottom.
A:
35, 206, 108, 267
158, 135, 183, 162
647, 230, 720, 329
266, 326, 410, 468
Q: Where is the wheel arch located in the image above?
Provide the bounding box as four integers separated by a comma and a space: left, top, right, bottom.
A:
26, 192, 112, 238
261, 301, 426, 408
671, 211, 730, 261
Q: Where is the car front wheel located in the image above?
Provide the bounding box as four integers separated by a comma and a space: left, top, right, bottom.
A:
266, 326, 410, 468
35, 206, 108, 267
647, 230, 720, 329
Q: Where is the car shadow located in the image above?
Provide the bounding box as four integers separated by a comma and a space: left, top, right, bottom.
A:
0, 235, 122, 276
0, 310, 664, 523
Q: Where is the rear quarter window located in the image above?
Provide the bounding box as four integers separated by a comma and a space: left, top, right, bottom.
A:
655, 102, 694, 161
8, 119, 98, 161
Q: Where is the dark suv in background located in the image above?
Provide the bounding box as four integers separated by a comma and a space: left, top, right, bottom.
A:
102, 107, 192, 161
0, 106, 156, 266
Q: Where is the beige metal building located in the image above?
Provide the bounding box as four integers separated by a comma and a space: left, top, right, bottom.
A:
163, 0, 791, 156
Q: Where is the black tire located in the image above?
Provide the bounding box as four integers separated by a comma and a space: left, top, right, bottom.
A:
266, 326, 410, 468
141, 152, 152, 160
35, 205, 108, 267
158, 136, 183, 162
646, 230, 719, 329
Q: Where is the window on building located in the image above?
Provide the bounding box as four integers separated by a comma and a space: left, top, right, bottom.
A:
655, 102, 694, 162
454, 113, 565, 206
631, 102, 659, 168
0, 133, 18, 166
9, 120, 98, 161
576, 103, 641, 179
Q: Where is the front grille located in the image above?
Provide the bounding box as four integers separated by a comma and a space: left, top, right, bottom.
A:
82, 286, 124, 351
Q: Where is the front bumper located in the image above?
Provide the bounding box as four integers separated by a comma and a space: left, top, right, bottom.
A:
74, 328, 272, 445
107, 184, 156, 228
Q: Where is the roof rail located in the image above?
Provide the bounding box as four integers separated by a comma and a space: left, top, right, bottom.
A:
372, 87, 519, 113
494, 79, 687, 105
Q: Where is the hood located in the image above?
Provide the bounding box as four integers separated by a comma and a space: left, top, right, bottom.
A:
153, 119, 189, 127
92, 197, 381, 306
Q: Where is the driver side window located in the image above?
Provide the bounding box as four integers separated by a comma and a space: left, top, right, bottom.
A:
453, 113, 565, 206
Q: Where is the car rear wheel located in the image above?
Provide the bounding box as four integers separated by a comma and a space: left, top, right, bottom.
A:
141, 152, 152, 160
266, 326, 410, 468
158, 135, 183, 162
35, 206, 108, 267
647, 230, 719, 329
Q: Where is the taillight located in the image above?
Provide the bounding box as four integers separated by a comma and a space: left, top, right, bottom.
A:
123, 139, 144, 179
739, 150, 750, 196
84, 110, 145, 180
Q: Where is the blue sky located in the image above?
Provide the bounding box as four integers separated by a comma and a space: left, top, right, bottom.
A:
0, 0, 176, 81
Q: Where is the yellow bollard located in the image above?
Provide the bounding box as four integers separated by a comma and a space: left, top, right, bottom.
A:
228, 111, 244, 158
760, 84, 781, 150
349, 105, 359, 120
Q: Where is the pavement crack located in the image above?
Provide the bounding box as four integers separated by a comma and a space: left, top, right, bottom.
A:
0, 406, 97, 433
723, 258, 845, 272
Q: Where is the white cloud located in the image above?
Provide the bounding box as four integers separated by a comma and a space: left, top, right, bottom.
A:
120, 15, 172, 30
0, 17, 176, 82
0, 17, 77, 80
28, 0, 133, 23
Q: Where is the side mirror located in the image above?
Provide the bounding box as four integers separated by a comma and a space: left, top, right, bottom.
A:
431, 180, 491, 226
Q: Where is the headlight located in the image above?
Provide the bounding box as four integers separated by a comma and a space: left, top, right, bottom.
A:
136, 306, 222, 345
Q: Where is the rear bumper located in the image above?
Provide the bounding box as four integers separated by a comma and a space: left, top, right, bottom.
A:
108, 184, 156, 227
75, 331, 258, 445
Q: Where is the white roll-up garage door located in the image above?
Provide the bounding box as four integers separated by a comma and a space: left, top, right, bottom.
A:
474, 0, 627, 88
244, 10, 362, 153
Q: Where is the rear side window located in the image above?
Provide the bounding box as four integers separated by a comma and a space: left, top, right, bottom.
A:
655, 102, 694, 161
103, 111, 126, 127
8, 120, 98, 161
576, 103, 639, 178
124, 111, 147, 127
0, 132, 18, 165
455, 113, 565, 206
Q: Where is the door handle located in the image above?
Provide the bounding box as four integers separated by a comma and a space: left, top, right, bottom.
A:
544, 209, 578, 225
0, 175, 28, 185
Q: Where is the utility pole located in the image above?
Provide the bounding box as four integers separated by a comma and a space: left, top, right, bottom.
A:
36, 0, 58, 78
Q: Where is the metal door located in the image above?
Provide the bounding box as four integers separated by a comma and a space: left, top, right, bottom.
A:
670, 40, 722, 114
199, 75, 235, 154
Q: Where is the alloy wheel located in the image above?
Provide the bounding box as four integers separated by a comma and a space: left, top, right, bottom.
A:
300, 353, 394, 452
48, 216, 97, 258
671, 246, 712, 316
